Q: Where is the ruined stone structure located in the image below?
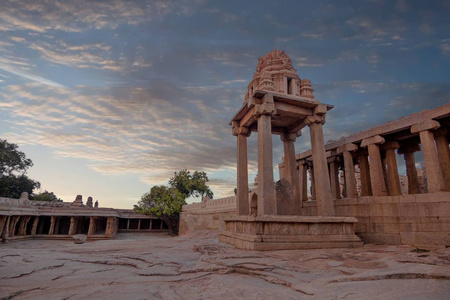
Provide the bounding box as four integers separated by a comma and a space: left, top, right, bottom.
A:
180, 50, 450, 249
218, 50, 362, 250
0, 193, 168, 243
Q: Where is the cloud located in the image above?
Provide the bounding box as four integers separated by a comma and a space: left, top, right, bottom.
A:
0, 57, 65, 87
0, 81, 246, 198
0, 0, 196, 33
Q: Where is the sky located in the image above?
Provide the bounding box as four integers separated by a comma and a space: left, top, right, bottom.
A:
0, 0, 449, 208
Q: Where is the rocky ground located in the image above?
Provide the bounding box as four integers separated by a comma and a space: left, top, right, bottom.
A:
0, 231, 449, 300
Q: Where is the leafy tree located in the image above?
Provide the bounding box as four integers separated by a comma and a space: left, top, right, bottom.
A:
134, 185, 185, 235
135, 169, 214, 235
32, 190, 62, 202
168, 169, 213, 200
0, 139, 33, 177
0, 139, 40, 198
0, 174, 40, 199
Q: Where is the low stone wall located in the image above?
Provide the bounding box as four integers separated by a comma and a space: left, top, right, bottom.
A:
179, 196, 236, 235
179, 192, 450, 247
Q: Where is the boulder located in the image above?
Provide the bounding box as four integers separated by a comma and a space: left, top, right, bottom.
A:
73, 234, 87, 244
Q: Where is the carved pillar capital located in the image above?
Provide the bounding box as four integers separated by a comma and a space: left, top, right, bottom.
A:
232, 125, 251, 137
281, 131, 301, 142
337, 143, 358, 154
305, 115, 326, 126
361, 135, 385, 147
380, 141, 400, 151
411, 119, 440, 133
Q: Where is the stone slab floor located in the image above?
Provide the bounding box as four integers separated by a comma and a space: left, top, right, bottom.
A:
0, 232, 449, 300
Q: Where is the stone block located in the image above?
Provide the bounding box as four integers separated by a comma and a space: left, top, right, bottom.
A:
309, 223, 344, 235
417, 202, 450, 217
400, 232, 450, 248
356, 204, 370, 216
73, 234, 87, 244
439, 222, 450, 231
369, 203, 398, 217
417, 223, 441, 232
397, 203, 419, 217
399, 194, 417, 203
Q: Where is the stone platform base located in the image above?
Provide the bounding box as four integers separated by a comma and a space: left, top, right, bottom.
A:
219, 215, 363, 251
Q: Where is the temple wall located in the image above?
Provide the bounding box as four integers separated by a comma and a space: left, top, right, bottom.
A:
179, 196, 236, 235
179, 193, 450, 247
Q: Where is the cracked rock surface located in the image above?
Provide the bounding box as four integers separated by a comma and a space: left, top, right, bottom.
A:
1, 231, 449, 299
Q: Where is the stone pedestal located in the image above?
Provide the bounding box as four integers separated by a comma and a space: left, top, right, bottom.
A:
220, 216, 362, 250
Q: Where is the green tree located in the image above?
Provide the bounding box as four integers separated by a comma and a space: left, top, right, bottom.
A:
0, 139, 33, 177
0, 174, 40, 199
33, 190, 62, 202
134, 185, 185, 235
168, 169, 213, 200
0, 139, 40, 198
135, 169, 214, 235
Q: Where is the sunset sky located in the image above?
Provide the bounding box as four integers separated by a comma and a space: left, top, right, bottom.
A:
0, 0, 449, 208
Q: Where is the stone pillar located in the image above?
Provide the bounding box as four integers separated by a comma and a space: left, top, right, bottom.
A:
281, 132, 301, 213
18, 216, 31, 236
54, 217, 60, 235
105, 217, 114, 237
381, 141, 402, 196
398, 144, 421, 194
381, 156, 390, 195
338, 143, 358, 198
361, 135, 388, 196
0, 216, 7, 238
411, 120, 445, 192
234, 127, 250, 216
68, 217, 77, 236
88, 217, 96, 236
328, 156, 341, 200
149, 219, 153, 231
357, 150, 372, 196
434, 128, 450, 190
48, 216, 56, 235
298, 160, 308, 201
306, 110, 334, 216
257, 113, 276, 215
1, 216, 10, 241
31, 217, 39, 236
9, 216, 20, 237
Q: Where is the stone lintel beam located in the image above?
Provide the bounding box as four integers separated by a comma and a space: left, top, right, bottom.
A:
397, 143, 421, 155
361, 135, 385, 147
411, 119, 440, 133
380, 141, 400, 151
337, 143, 358, 154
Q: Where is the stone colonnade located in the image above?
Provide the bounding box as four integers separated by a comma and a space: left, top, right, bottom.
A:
0, 215, 117, 240
118, 218, 166, 231
295, 117, 449, 200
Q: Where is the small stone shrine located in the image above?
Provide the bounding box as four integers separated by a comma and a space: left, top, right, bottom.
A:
219, 50, 362, 250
